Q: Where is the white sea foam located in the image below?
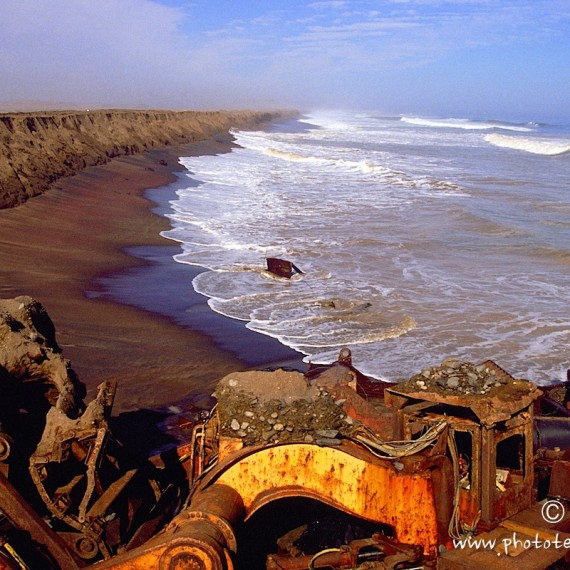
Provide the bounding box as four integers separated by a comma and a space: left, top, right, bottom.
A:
261, 142, 467, 196
484, 133, 570, 155
401, 116, 532, 132
161, 110, 570, 385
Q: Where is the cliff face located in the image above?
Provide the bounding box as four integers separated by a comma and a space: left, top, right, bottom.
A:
0, 109, 293, 209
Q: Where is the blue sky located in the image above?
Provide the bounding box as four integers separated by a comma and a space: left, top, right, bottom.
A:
1, 0, 569, 122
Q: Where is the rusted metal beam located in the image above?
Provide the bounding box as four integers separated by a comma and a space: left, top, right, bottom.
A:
266, 533, 422, 569
93, 484, 243, 570
0, 471, 82, 569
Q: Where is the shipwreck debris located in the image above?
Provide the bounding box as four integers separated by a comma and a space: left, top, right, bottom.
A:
266, 531, 422, 569
266, 257, 304, 278
213, 369, 349, 447
389, 357, 542, 427
2, 295, 570, 569
0, 297, 183, 567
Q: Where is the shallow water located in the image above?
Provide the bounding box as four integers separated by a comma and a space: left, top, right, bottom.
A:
162, 111, 570, 385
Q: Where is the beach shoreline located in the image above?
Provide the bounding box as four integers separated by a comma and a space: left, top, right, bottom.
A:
0, 133, 304, 414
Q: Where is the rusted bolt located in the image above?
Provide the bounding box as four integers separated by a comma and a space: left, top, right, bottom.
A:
75, 536, 99, 560
0, 435, 11, 461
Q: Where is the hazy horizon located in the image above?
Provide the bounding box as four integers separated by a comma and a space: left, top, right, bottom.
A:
2, 0, 569, 124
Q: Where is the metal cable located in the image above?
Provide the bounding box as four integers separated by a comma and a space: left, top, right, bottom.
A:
346, 420, 448, 458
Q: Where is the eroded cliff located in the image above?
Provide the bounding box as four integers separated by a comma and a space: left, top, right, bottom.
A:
0, 109, 293, 208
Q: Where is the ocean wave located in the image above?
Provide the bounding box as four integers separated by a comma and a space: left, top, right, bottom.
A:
264, 147, 467, 196
264, 148, 322, 163
484, 134, 570, 156
247, 308, 417, 350
401, 116, 532, 132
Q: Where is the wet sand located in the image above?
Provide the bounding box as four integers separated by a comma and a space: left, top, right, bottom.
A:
0, 136, 304, 414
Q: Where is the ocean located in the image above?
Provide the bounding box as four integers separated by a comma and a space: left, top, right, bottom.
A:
161, 111, 570, 386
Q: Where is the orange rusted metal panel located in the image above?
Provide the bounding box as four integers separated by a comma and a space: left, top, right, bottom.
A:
219, 436, 244, 462
210, 442, 443, 556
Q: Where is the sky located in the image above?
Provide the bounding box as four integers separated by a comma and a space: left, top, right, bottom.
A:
1, 0, 569, 122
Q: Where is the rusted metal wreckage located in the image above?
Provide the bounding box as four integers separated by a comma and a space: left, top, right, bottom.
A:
265, 258, 304, 279
1, 348, 570, 569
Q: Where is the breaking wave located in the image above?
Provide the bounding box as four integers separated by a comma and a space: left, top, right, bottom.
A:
484, 134, 570, 156
401, 116, 532, 132
161, 110, 570, 385
264, 147, 467, 196
264, 148, 324, 164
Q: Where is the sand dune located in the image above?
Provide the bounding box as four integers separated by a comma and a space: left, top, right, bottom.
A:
0, 109, 292, 208
0, 109, 302, 412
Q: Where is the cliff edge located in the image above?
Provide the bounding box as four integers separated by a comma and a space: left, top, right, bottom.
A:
0, 109, 294, 209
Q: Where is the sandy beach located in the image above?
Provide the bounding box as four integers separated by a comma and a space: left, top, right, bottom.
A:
0, 135, 304, 414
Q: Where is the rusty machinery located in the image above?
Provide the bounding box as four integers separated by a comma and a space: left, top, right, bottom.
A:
0, 381, 182, 568
265, 533, 423, 569
2, 348, 570, 569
